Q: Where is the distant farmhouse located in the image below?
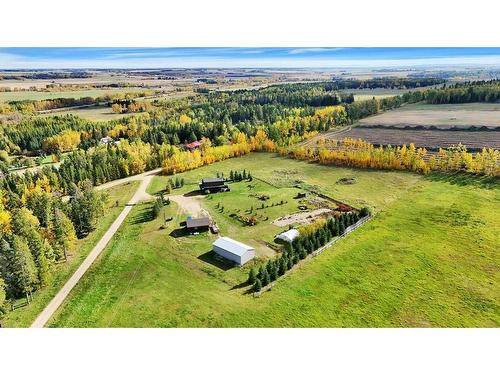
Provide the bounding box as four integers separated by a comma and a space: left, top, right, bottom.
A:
185, 217, 210, 234
212, 237, 255, 266
184, 140, 201, 150
199, 178, 230, 193
100, 136, 114, 144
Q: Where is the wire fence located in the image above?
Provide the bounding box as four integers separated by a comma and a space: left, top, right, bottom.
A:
254, 214, 373, 296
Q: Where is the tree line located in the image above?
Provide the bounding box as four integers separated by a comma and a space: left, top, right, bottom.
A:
283, 137, 500, 177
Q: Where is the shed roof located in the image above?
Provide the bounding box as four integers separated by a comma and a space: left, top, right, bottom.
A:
275, 229, 300, 243
186, 217, 210, 228
213, 237, 254, 256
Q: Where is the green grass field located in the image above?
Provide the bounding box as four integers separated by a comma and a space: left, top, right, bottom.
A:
47, 154, 499, 327
37, 105, 135, 121
0, 88, 147, 103
2, 181, 140, 327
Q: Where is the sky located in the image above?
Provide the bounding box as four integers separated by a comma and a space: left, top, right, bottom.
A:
1, 48, 500, 69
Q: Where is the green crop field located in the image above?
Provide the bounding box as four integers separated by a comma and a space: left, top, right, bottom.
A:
46, 153, 499, 327
2, 180, 140, 328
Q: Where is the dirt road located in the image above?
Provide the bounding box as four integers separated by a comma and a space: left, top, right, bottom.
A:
30, 171, 157, 328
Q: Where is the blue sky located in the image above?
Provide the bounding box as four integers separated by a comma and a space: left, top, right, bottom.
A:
1, 48, 500, 69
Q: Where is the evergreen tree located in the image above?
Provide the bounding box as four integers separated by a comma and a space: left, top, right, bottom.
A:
10, 235, 38, 302
287, 256, 294, 270
278, 258, 286, 276
339, 221, 345, 235
51, 208, 77, 261
253, 278, 262, 292
266, 260, 273, 276
261, 268, 270, 286
360, 207, 370, 217
68, 180, 106, 237
248, 268, 256, 284
299, 248, 307, 260
271, 263, 279, 281
257, 266, 264, 281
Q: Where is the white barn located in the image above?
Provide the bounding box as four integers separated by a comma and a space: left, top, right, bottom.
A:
212, 237, 255, 265
275, 228, 300, 243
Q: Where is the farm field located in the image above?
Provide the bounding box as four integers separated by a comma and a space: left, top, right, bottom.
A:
38, 105, 135, 121
358, 103, 500, 129
315, 126, 500, 150
46, 153, 499, 327
2, 181, 140, 327
0, 87, 148, 102
340, 88, 410, 101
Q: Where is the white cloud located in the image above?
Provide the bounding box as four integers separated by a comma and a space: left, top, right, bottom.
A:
1, 50, 500, 69
288, 47, 345, 54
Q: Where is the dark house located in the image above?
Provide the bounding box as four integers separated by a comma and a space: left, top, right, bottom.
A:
199, 178, 230, 193
186, 217, 210, 233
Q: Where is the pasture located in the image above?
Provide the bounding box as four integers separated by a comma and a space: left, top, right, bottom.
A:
38, 105, 134, 121
46, 153, 499, 327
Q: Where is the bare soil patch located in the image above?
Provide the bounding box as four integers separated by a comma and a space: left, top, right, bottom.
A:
358, 103, 500, 129
272, 208, 333, 227
319, 127, 500, 150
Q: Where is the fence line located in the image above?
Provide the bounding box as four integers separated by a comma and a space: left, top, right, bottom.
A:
254, 214, 373, 296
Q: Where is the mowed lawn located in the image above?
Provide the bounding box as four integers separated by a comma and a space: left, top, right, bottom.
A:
2, 181, 140, 327
49, 154, 499, 327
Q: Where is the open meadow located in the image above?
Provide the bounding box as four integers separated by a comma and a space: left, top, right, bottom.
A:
46, 153, 499, 327
37, 105, 135, 121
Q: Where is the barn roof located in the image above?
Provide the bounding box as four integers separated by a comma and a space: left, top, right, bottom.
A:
186, 217, 210, 228
201, 177, 224, 184
213, 237, 254, 256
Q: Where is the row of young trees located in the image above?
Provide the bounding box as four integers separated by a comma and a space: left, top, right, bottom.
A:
248, 209, 370, 292
227, 169, 252, 181
284, 138, 500, 176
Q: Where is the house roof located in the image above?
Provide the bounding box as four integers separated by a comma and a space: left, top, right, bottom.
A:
185, 141, 201, 149
275, 229, 300, 243
213, 237, 254, 256
186, 217, 210, 228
